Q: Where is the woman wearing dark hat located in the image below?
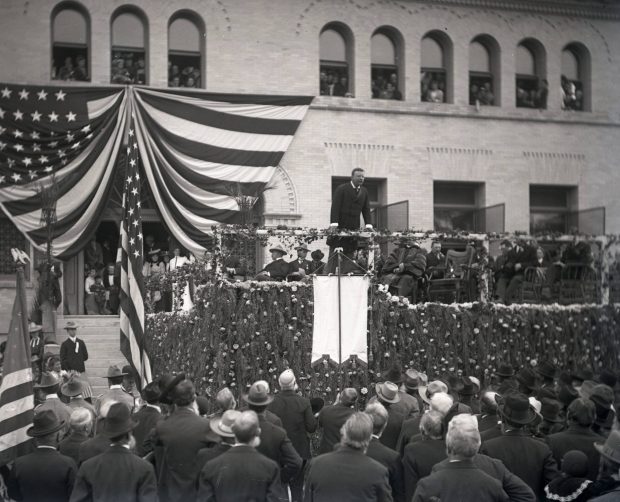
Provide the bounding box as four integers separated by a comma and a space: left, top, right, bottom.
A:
544, 450, 595, 502
310, 249, 326, 274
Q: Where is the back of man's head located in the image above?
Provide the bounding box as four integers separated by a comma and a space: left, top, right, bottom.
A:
480, 391, 499, 414
364, 402, 388, 436
215, 387, 236, 411
232, 410, 261, 445
446, 414, 480, 459
567, 398, 595, 427
420, 410, 444, 439
69, 408, 92, 434
430, 392, 454, 416
340, 412, 373, 451
172, 380, 196, 407
340, 388, 358, 407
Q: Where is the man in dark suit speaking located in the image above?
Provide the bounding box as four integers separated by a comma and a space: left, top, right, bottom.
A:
328, 168, 373, 270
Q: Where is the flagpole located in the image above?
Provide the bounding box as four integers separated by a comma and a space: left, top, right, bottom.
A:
336, 249, 343, 390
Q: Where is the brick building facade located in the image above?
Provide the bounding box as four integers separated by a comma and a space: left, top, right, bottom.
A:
0, 0, 619, 329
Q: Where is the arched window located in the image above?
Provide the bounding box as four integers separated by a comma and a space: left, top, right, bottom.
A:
168, 11, 205, 88
516, 39, 547, 109
562, 43, 590, 111
421, 31, 452, 103
319, 23, 354, 97
51, 2, 90, 81
371, 27, 403, 100
111, 7, 148, 85
469, 35, 500, 106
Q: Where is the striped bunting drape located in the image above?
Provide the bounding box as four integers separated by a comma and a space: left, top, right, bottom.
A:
0, 84, 312, 259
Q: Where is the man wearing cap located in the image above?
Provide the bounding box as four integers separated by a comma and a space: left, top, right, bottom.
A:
62, 377, 97, 423
289, 244, 312, 277
591, 430, 620, 501
132, 381, 163, 457
268, 370, 316, 501
255, 245, 291, 281
196, 409, 241, 472
198, 410, 284, 501
59, 408, 93, 465
35, 372, 72, 432
60, 321, 89, 375
96, 365, 135, 414
6, 410, 77, 502
381, 237, 427, 299
546, 398, 604, 481
243, 380, 302, 485
71, 403, 158, 502
317, 388, 358, 454
153, 379, 211, 502
481, 393, 559, 499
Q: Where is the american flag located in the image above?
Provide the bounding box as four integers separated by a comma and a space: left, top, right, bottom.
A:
118, 113, 151, 390
0, 84, 127, 257
0, 259, 34, 464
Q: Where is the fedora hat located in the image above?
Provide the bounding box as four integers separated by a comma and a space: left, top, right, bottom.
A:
375, 382, 400, 404
158, 373, 186, 405
590, 384, 614, 408
516, 368, 538, 391
496, 363, 514, 378
404, 369, 420, 391
210, 410, 242, 438
295, 243, 309, 252
536, 361, 557, 380
243, 380, 274, 406
102, 403, 138, 438
61, 376, 84, 397
106, 365, 128, 379
457, 377, 475, 396
26, 410, 65, 437
64, 321, 78, 330
269, 245, 287, 256
28, 322, 42, 333
540, 398, 564, 423
498, 393, 537, 426
34, 372, 60, 389
422, 380, 449, 404
594, 430, 620, 465
571, 369, 594, 383
382, 364, 404, 385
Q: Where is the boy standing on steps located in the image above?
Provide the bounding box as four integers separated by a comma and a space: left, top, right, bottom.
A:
60, 321, 92, 400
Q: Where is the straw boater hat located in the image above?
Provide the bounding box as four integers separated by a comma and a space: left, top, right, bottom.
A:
28, 322, 42, 334
269, 245, 287, 256
210, 410, 242, 438
64, 321, 78, 330
26, 410, 65, 437
375, 382, 400, 404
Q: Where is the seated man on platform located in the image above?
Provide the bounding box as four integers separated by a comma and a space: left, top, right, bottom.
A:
288, 243, 312, 280
426, 240, 446, 279
495, 238, 537, 304
255, 245, 291, 281
381, 237, 427, 298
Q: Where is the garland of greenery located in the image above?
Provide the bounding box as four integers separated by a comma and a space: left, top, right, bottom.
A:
146, 280, 620, 405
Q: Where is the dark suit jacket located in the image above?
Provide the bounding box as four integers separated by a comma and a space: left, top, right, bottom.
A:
154, 408, 211, 502
366, 437, 405, 502
379, 406, 405, 451
195, 442, 232, 472
267, 390, 316, 459
317, 403, 355, 454
482, 430, 559, 499
330, 182, 371, 230
132, 405, 162, 457
304, 446, 393, 502
477, 413, 500, 433
402, 437, 447, 501
425, 251, 445, 270
289, 259, 312, 276
261, 259, 291, 281
546, 424, 605, 481
432, 454, 536, 502
8, 448, 77, 502
59, 431, 90, 466
396, 415, 421, 456
78, 433, 110, 465
197, 445, 284, 502
413, 459, 509, 502
71, 444, 157, 502
256, 415, 302, 483
60, 338, 89, 373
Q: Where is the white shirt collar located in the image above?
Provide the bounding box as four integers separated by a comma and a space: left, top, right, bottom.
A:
37, 445, 57, 450
110, 443, 130, 449
145, 403, 161, 413
110, 384, 122, 390
45, 394, 59, 400
350, 181, 358, 190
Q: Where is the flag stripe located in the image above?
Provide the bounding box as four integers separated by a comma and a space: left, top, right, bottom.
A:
0, 403, 34, 430
141, 86, 314, 106
0, 369, 33, 391
0, 383, 33, 408
0, 425, 31, 453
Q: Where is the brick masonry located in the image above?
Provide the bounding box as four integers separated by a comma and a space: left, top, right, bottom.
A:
0, 0, 619, 327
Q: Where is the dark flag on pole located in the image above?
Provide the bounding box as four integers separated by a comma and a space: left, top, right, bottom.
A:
118, 112, 152, 389
0, 250, 35, 465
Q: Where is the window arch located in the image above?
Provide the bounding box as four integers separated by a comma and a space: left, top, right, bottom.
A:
111, 6, 148, 85
319, 22, 354, 97
562, 43, 590, 112
421, 31, 453, 103
371, 26, 404, 100
515, 38, 547, 109
51, 1, 90, 81
168, 10, 205, 88
469, 35, 500, 106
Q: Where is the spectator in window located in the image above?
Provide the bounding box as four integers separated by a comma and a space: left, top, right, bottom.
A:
389, 73, 402, 100
169, 75, 181, 87
333, 76, 348, 97
469, 83, 480, 105
135, 58, 146, 85
185, 76, 196, 88
74, 56, 88, 81
421, 72, 432, 101
380, 82, 395, 100
170, 64, 180, 81
536, 79, 548, 109
111, 58, 132, 84
479, 82, 495, 106
426, 80, 444, 103
320, 71, 329, 95
58, 57, 75, 81
124, 54, 135, 81
517, 87, 533, 108
191, 68, 201, 87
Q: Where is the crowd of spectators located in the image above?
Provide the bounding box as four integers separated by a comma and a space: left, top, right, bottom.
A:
110, 52, 146, 85
319, 69, 353, 97
470, 81, 496, 106
562, 75, 584, 111
52, 56, 89, 82
516, 79, 549, 109
168, 60, 201, 88
4, 339, 620, 501
420, 72, 446, 103
372, 72, 403, 100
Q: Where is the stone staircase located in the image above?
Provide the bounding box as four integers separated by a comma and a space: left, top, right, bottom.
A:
56, 316, 127, 396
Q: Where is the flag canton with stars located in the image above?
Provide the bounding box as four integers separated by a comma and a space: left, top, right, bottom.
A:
124, 125, 143, 263
0, 84, 122, 187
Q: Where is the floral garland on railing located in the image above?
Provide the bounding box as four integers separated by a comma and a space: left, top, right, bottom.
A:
145, 280, 620, 406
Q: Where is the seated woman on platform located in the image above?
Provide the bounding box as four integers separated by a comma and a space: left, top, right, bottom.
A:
255, 245, 291, 281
